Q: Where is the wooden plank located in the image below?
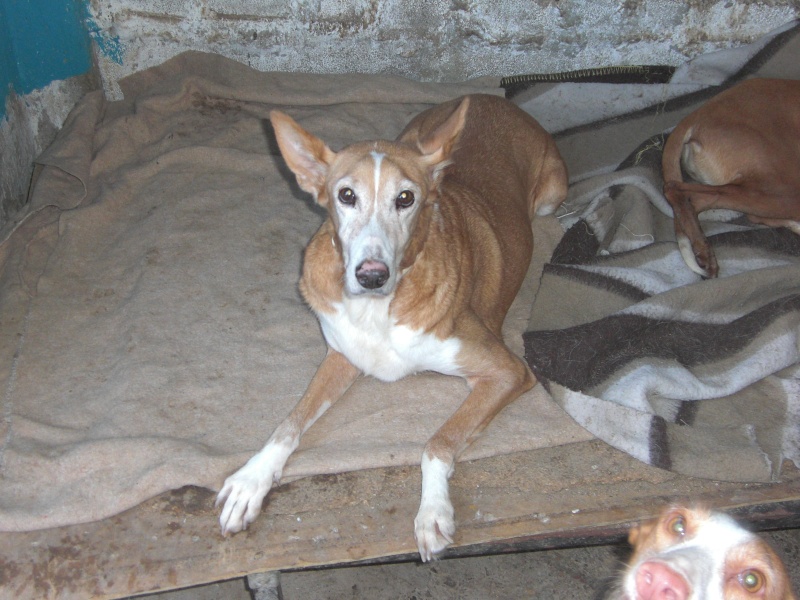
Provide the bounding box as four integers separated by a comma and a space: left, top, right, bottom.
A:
0, 439, 798, 599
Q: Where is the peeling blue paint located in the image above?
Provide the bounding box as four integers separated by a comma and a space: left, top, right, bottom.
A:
0, 5, 16, 111
83, 8, 124, 65
0, 0, 95, 119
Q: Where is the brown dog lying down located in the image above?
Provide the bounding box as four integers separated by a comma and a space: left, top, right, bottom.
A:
216, 94, 567, 561
662, 78, 800, 278
610, 506, 797, 600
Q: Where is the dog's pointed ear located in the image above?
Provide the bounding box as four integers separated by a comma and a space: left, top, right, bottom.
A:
627, 523, 642, 546
418, 97, 469, 180
628, 518, 655, 548
270, 110, 336, 202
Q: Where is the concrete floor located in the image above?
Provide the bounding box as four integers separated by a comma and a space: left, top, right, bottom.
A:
130, 528, 800, 599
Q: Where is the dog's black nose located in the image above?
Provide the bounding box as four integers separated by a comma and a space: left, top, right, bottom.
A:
356, 260, 389, 289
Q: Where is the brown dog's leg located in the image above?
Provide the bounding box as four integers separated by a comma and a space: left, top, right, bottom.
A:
671, 179, 800, 219
665, 178, 800, 277
414, 331, 534, 560
664, 181, 720, 278
217, 349, 360, 534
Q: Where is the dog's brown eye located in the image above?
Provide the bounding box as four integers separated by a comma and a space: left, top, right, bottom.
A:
338, 187, 356, 206
667, 515, 686, 537
739, 570, 764, 593
396, 190, 415, 209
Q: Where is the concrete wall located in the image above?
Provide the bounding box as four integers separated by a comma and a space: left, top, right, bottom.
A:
0, 75, 95, 225
0, 0, 95, 229
91, 0, 800, 98
1, 0, 799, 229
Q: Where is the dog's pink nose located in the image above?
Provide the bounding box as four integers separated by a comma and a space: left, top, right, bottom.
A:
356, 260, 389, 290
635, 561, 690, 600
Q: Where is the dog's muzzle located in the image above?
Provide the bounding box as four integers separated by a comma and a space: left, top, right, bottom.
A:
355, 259, 390, 290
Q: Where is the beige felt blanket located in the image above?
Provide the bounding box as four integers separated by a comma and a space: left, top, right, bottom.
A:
0, 52, 590, 532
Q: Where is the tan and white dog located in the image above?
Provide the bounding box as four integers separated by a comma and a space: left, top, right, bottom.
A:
215, 94, 567, 560
612, 506, 797, 600
662, 78, 800, 278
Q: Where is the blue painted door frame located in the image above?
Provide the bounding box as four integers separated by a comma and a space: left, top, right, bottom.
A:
0, 0, 94, 118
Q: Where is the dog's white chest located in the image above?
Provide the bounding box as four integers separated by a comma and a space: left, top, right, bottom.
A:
317, 296, 462, 382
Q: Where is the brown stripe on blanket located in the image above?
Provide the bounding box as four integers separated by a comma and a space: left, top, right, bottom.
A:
649, 415, 672, 471
543, 263, 651, 303
525, 294, 800, 391
549, 218, 601, 265
710, 227, 800, 257
674, 399, 699, 426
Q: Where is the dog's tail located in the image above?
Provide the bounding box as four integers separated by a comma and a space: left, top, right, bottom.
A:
530, 144, 569, 219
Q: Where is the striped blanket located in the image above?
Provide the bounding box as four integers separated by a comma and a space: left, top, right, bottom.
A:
523, 134, 800, 482
520, 23, 800, 482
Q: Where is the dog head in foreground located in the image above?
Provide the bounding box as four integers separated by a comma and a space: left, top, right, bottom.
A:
612, 506, 796, 600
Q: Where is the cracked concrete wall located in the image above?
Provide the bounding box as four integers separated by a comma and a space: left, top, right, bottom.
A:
2, 1, 798, 229
0, 75, 95, 229
0, 0, 94, 230
90, 0, 800, 98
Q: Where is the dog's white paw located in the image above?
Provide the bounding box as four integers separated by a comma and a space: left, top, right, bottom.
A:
216, 462, 273, 535
414, 498, 455, 561
414, 454, 455, 561
216, 441, 293, 535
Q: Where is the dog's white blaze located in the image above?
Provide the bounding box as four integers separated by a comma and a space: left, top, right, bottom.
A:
354, 214, 388, 259
317, 295, 462, 382
686, 512, 755, 598
342, 212, 394, 295
334, 150, 427, 297
371, 150, 384, 201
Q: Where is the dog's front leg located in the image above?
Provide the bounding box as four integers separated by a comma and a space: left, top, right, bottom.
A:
217, 348, 360, 535
414, 346, 535, 561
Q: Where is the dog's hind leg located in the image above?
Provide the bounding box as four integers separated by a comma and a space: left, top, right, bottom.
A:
663, 181, 719, 278
665, 178, 800, 277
